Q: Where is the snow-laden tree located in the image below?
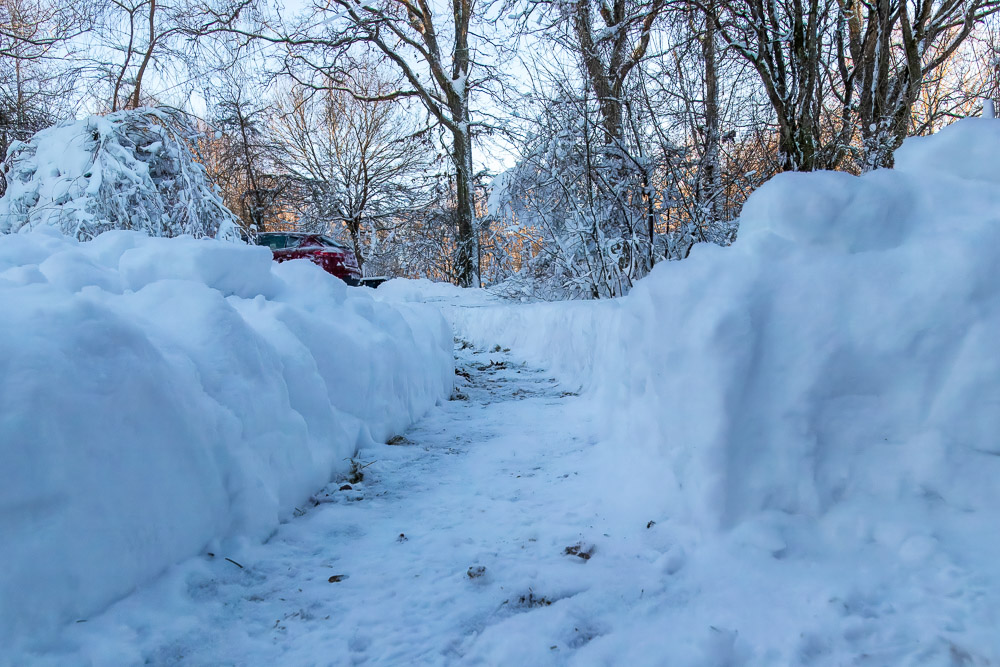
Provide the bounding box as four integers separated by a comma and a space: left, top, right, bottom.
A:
491, 81, 667, 299
0, 107, 240, 240
711, 0, 1000, 171
490, 37, 752, 300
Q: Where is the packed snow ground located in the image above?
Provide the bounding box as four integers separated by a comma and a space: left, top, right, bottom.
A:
10, 341, 635, 665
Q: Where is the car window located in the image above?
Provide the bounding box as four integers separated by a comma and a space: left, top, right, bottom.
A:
257, 234, 286, 250
320, 235, 349, 249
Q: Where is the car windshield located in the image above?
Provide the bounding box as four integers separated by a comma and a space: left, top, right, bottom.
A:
257, 233, 352, 251
256, 234, 286, 250
320, 235, 349, 249
257, 234, 308, 250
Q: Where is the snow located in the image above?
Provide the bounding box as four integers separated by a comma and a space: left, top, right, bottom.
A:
441, 118, 1000, 661
375, 276, 498, 307
450, 118, 1000, 524
450, 72, 468, 99
485, 170, 512, 217
6, 117, 1000, 664
893, 115, 1000, 184
0, 230, 452, 650
6, 344, 612, 665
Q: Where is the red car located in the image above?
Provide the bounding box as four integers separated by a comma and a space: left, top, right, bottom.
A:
256, 232, 362, 286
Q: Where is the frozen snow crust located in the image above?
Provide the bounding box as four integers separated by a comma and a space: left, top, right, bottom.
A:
0, 230, 452, 644
450, 117, 1000, 565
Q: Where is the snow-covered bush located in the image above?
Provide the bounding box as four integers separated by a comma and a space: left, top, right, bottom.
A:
490, 89, 739, 301
0, 108, 239, 240
490, 100, 656, 300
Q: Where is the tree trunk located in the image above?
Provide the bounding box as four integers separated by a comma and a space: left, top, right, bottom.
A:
347, 217, 365, 272
699, 1, 722, 222
777, 116, 819, 172
449, 0, 479, 288
112, 7, 136, 112
451, 124, 478, 287
129, 0, 156, 109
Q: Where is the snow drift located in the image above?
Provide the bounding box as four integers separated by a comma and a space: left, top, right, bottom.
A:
0, 230, 452, 644
450, 117, 1000, 532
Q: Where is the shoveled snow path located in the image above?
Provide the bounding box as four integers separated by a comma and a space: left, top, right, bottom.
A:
30, 341, 652, 665
15, 338, 997, 666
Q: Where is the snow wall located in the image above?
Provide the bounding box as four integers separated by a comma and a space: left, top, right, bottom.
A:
0, 231, 453, 643
449, 118, 1000, 532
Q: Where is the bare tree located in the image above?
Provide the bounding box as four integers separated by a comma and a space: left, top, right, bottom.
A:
909, 28, 992, 134
202, 71, 286, 234
92, 0, 200, 111
710, 0, 1000, 171
711, 0, 839, 171
555, 0, 667, 145
0, 0, 84, 193
639, 5, 764, 250
274, 0, 501, 286
0, 0, 84, 60
833, 0, 1000, 169
204, 0, 511, 286
273, 70, 437, 273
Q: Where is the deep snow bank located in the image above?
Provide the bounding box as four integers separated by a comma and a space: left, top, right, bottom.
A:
448, 118, 1000, 532
0, 230, 452, 643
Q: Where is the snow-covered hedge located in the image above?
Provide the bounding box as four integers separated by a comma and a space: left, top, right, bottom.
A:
0, 108, 239, 240
0, 230, 452, 643
449, 117, 1000, 532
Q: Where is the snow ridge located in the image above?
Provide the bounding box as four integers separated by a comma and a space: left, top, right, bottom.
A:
0, 230, 453, 647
